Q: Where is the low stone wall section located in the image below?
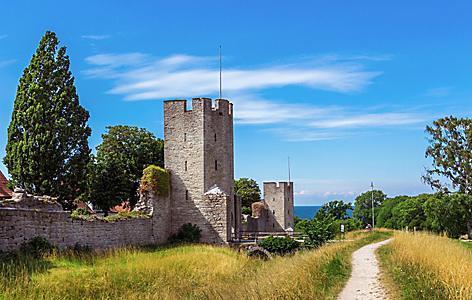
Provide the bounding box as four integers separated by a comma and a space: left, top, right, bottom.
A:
0, 208, 158, 252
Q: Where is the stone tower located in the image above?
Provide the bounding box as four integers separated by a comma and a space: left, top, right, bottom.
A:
263, 182, 294, 231
164, 98, 237, 243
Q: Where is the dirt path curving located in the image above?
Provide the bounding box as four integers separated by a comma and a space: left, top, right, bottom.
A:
337, 238, 393, 300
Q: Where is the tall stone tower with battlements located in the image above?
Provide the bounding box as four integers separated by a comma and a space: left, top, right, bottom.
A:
164, 98, 239, 243
263, 182, 294, 231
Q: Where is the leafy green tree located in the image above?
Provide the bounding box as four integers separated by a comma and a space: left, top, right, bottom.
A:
234, 178, 261, 212
353, 190, 387, 226
423, 116, 471, 237
86, 155, 129, 212
424, 193, 472, 238
87, 126, 164, 211
376, 196, 408, 228
299, 217, 336, 248
315, 200, 352, 220
391, 195, 428, 230
423, 116, 471, 195
4, 31, 91, 208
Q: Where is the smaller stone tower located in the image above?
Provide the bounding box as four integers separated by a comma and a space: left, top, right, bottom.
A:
263, 182, 294, 231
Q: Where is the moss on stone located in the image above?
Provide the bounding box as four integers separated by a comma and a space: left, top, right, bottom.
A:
140, 165, 170, 197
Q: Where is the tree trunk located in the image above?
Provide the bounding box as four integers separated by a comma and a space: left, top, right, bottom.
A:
468, 218, 472, 240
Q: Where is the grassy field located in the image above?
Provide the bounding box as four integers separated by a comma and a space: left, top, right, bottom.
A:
379, 231, 472, 300
460, 241, 472, 251
0, 231, 391, 300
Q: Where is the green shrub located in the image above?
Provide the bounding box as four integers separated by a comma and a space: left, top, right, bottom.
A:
258, 236, 300, 255
241, 206, 251, 215
140, 165, 170, 197
169, 223, 202, 243
104, 211, 149, 222
71, 208, 92, 220
301, 218, 336, 248
20, 237, 54, 258
332, 218, 362, 234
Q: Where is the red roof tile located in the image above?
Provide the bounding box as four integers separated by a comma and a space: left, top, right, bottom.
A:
0, 171, 13, 199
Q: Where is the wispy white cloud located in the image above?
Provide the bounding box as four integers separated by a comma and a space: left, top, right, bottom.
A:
309, 112, 426, 129
82, 34, 110, 40
424, 87, 452, 98
0, 59, 16, 68
84, 52, 380, 101
83, 52, 429, 141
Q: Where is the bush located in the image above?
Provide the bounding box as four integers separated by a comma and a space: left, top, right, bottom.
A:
332, 218, 362, 234
241, 206, 251, 215
301, 218, 336, 248
169, 223, 202, 243
258, 236, 300, 255
20, 237, 54, 258
104, 211, 149, 222
71, 208, 92, 220
140, 165, 170, 197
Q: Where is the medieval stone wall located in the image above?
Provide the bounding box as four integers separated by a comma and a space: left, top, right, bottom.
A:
0, 209, 155, 251
0, 191, 171, 252
0, 97, 239, 250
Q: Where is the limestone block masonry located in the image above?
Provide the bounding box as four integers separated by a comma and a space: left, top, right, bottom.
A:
0, 190, 171, 251
164, 98, 238, 243
0, 97, 240, 251
244, 182, 294, 233
264, 182, 294, 231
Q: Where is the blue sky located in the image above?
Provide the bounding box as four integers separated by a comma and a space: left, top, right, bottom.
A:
0, 1, 471, 205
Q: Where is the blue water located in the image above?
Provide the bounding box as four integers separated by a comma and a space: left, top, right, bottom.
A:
295, 206, 353, 220
294, 206, 321, 220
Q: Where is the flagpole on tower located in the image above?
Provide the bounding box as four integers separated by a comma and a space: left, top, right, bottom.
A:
288, 156, 291, 185
219, 45, 222, 99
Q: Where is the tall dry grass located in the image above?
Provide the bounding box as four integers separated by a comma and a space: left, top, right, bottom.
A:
0, 231, 390, 299
379, 231, 472, 300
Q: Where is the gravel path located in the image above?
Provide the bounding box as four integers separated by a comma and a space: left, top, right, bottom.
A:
337, 238, 392, 300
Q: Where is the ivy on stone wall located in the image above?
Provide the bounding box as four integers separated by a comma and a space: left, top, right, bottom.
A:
140, 165, 170, 197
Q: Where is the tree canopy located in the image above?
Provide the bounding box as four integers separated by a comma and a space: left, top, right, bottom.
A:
353, 190, 387, 226
234, 178, 261, 211
423, 116, 471, 194
87, 125, 164, 211
315, 200, 352, 220
4, 31, 91, 208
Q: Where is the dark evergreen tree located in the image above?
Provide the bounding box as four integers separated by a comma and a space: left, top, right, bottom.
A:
4, 31, 91, 208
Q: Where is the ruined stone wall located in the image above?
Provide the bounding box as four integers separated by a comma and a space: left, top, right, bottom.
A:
0, 209, 155, 251
0, 192, 171, 251
164, 98, 237, 243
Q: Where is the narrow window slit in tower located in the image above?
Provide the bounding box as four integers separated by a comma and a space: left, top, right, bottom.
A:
186, 190, 189, 200
184, 133, 187, 142
185, 161, 187, 171
214, 133, 217, 142
215, 160, 218, 170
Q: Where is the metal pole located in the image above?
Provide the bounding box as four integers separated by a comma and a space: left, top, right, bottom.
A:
219, 45, 222, 99
371, 182, 375, 229
288, 156, 291, 184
